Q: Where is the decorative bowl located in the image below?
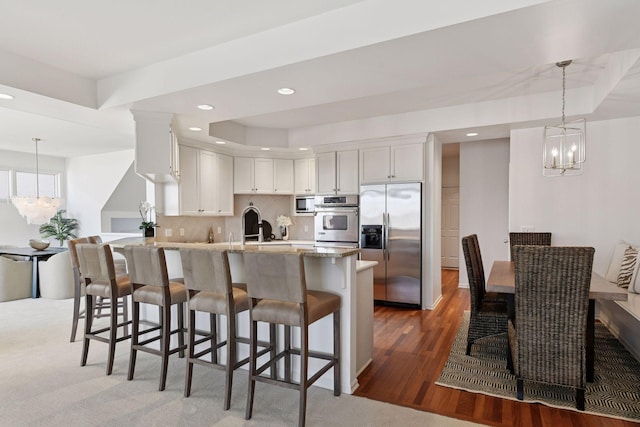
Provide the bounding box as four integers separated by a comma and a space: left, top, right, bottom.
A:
29, 239, 50, 250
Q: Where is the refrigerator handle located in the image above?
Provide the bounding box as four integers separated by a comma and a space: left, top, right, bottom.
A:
385, 213, 390, 261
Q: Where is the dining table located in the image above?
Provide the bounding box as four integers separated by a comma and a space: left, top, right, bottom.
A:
0, 246, 67, 298
487, 260, 628, 382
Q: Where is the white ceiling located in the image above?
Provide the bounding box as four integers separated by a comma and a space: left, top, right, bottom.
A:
1, 0, 640, 157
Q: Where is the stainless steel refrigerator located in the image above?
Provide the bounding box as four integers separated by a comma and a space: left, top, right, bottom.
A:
360, 182, 422, 307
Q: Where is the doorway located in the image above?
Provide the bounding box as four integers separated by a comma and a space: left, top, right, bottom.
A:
441, 144, 460, 269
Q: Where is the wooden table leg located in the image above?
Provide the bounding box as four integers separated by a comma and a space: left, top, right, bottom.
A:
587, 299, 595, 382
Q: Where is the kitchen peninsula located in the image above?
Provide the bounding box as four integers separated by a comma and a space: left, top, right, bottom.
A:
109, 237, 376, 394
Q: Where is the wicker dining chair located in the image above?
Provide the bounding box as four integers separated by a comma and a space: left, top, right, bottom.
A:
461, 235, 509, 355
508, 232, 551, 261
507, 245, 594, 411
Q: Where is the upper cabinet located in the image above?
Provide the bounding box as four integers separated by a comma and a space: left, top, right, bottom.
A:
132, 111, 178, 183
360, 143, 424, 184
179, 145, 233, 216
273, 159, 294, 194
234, 157, 274, 194
294, 158, 315, 194
316, 149, 359, 195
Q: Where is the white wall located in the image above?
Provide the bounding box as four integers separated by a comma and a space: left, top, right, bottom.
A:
509, 116, 640, 276
459, 138, 510, 286
66, 150, 135, 237
0, 149, 66, 246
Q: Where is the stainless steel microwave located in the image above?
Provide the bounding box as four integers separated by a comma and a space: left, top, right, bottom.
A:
295, 196, 315, 214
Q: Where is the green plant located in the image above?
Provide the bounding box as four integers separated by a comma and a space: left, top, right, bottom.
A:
138, 201, 156, 230
39, 209, 79, 246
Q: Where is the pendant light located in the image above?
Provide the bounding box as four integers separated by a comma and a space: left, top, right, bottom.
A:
543, 60, 586, 176
11, 138, 63, 224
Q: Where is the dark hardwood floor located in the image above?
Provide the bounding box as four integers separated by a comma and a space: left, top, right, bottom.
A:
354, 269, 637, 427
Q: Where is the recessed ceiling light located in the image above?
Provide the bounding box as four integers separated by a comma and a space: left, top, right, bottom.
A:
260, 147, 271, 151
215, 140, 226, 145
0, 93, 14, 100
189, 127, 202, 131
197, 104, 214, 110
277, 87, 295, 95
466, 132, 479, 137
299, 147, 309, 151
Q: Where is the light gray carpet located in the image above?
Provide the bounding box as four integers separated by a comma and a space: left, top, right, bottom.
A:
436, 312, 640, 423
0, 298, 480, 427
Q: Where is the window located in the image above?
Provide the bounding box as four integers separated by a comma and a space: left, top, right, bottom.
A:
15, 171, 58, 198
0, 170, 8, 200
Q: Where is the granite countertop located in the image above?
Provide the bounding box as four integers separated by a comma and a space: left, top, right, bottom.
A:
108, 237, 360, 258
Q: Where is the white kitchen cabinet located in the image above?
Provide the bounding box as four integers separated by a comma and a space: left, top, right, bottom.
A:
273, 159, 294, 194
316, 150, 358, 195
132, 111, 179, 183
294, 158, 315, 194
234, 157, 274, 194
360, 143, 423, 184
179, 145, 233, 216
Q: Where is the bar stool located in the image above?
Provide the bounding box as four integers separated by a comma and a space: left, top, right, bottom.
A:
123, 245, 186, 391
243, 251, 341, 427
75, 243, 132, 375
180, 248, 274, 409
68, 236, 128, 342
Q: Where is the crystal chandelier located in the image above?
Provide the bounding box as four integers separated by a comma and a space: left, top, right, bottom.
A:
543, 60, 586, 177
11, 138, 63, 224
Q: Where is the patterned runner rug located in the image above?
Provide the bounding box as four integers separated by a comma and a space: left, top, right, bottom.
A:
436, 312, 640, 422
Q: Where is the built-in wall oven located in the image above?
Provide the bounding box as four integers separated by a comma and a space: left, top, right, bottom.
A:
314, 195, 359, 248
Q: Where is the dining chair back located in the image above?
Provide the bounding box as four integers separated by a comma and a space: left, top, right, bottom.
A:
75, 243, 132, 375
508, 245, 594, 410
508, 232, 552, 260
461, 234, 509, 355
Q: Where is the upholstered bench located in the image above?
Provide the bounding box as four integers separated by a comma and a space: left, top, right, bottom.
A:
598, 241, 640, 361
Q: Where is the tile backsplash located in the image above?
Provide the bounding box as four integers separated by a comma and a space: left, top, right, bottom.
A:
156, 195, 314, 243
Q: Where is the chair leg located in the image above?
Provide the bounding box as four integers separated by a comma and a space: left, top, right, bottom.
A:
106, 296, 118, 375
184, 309, 195, 398
121, 295, 129, 337
224, 312, 235, 411
245, 317, 258, 420
81, 294, 93, 366
210, 313, 217, 364
128, 300, 139, 381
284, 325, 291, 383
159, 303, 171, 391
299, 324, 309, 427
333, 309, 341, 396
177, 302, 185, 358
269, 323, 277, 380
516, 378, 524, 400
466, 340, 473, 356
576, 388, 585, 411
70, 270, 82, 342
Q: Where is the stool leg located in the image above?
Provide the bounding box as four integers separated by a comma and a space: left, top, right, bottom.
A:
184, 308, 195, 397
284, 325, 291, 383
128, 300, 139, 381
334, 309, 341, 396
81, 294, 93, 367
224, 312, 235, 410
106, 296, 118, 375
159, 303, 171, 391
299, 324, 309, 427
70, 269, 82, 342
121, 295, 129, 337
177, 302, 185, 358
245, 315, 257, 420
269, 323, 277, 380
211, 312, 217, 364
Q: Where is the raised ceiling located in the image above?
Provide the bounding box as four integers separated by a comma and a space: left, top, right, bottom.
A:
1, 0, 640, 157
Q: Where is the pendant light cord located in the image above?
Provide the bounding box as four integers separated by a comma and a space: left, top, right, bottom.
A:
561, 64, 566, 125
33, 137, 40, 198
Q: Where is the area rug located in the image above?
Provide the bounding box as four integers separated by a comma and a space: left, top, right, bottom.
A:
436, 312, 640, 422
